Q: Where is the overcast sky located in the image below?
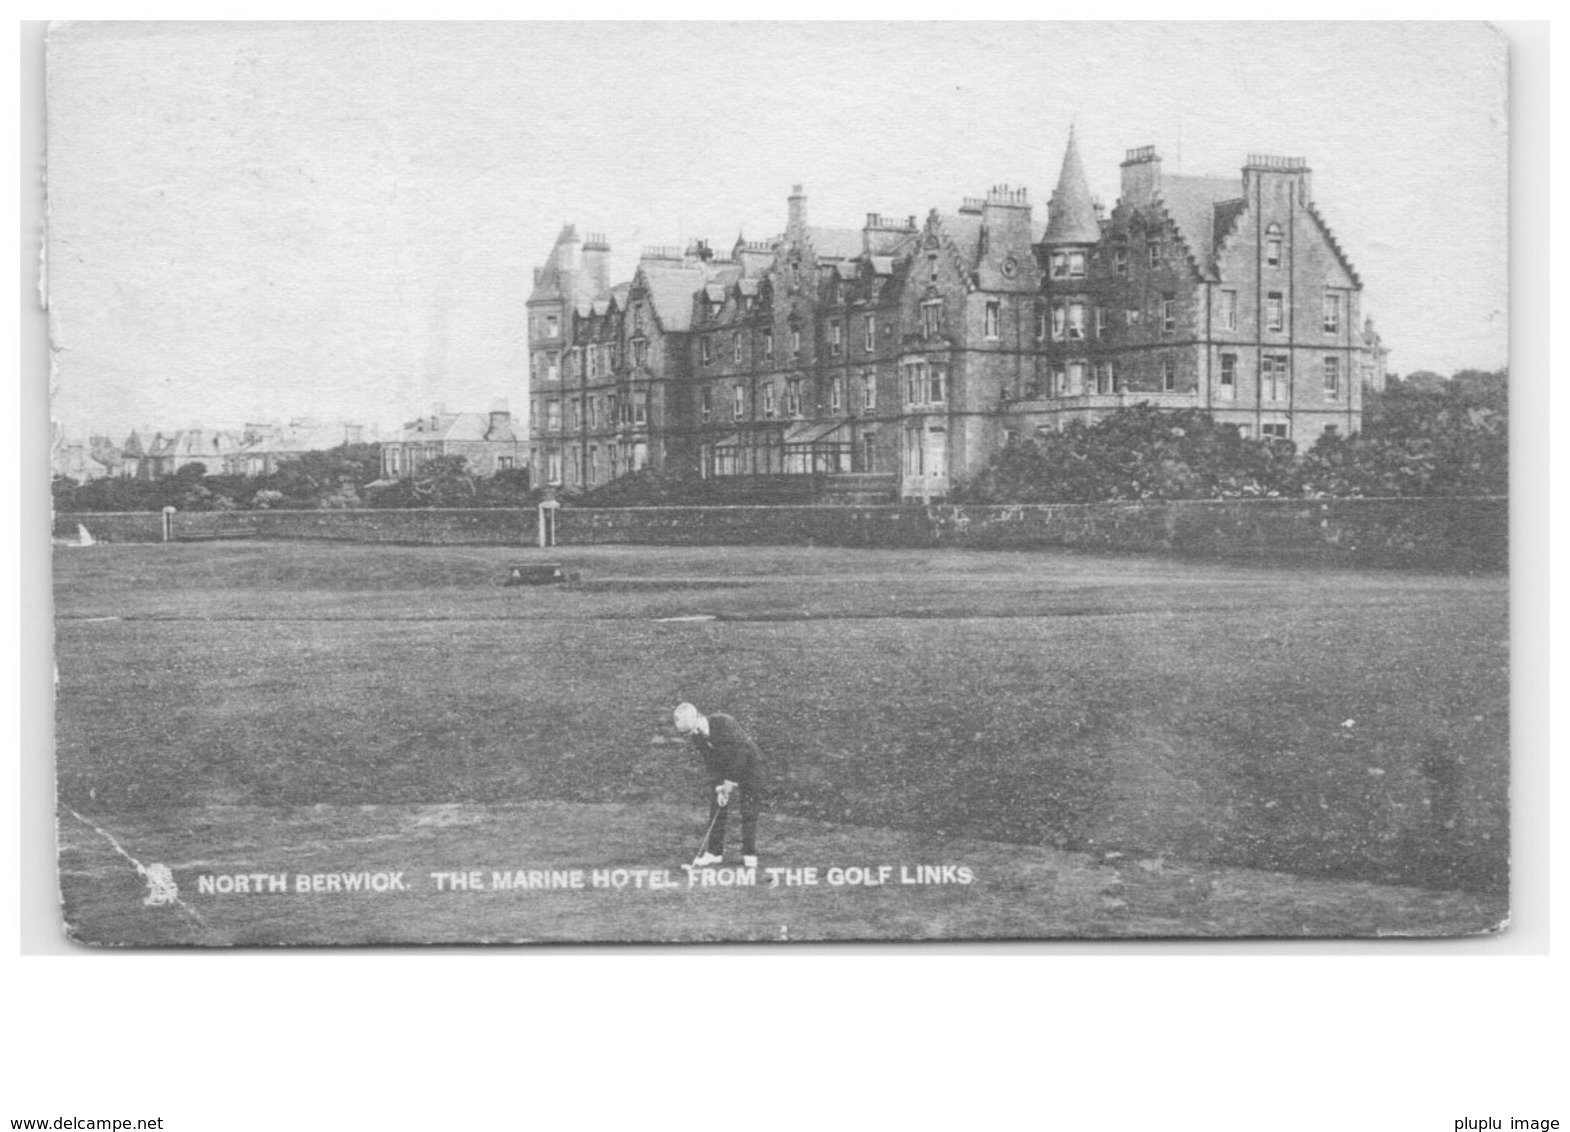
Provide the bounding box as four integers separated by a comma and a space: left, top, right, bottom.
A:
44, 21, 1508, 439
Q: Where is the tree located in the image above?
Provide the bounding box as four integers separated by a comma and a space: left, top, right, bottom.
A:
954, 405, 1299, 504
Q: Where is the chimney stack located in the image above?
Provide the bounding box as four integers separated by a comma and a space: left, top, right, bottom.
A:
1120, 146, 1162, 208
581, 232, 611, 295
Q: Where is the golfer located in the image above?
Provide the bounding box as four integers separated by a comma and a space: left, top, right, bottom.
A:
673, 702, 762, 869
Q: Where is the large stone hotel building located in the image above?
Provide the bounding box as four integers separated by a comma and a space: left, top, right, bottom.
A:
526, 134, 1388, 501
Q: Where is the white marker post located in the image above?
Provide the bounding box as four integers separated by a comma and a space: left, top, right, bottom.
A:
161, 505, 176, 542
537, 498, 560, 548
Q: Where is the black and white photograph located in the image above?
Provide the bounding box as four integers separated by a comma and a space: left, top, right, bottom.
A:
43, 21, 1515, 949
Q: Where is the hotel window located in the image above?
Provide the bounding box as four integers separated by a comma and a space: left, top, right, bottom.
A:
545, 315, 559, 339
734, 334, 743, 364
1163, 358, 1177, 392
569, 400, 580, 431
1036, 304, 1047, 341
586, 448, 597, 485
763, 384, 776, 418
921, 301, 941, 338
1219, 354, 1237, 401
1070, 361, 1088, 395
1095, 307, 1108, 340
1266, 292, 1284, 332
1148, 241, 1162, 268
829, 319, 843, 357
786, 379, 803, 416
733, 385, 745, 421
985, 301, 1000, 339
1324, 356, 1341, 400
1050, 251, 1068, 279
700, 337, 712, 365
1262, 423, 1289, 441
930, 366, 946, 403
545, 399, 561, 431
863, 371, 876, 410
928, 253, 939, 283
1051, 304, 1066, 341
1161, 293, 1177, 335
1323, 293, 1342, 334
830, 378, 843, 413
864, 313, 876, 352
634, 392, 647, 425
1114, 246, 1129, 275
763, 330, 774, 360
701, 388, 712, 424
1052, 366, 1067, 396
1067, 303, 1086, 340
546, 449, 562, 484
587, 347, 598, 379
546, 352, 560, 382
791, 327, 802, 358
1220, 290, 1238, 332
1125, 308, 1141, 327
1264, 355, 1290, 401
632, 339, 648, 367
1069, 251, 1086, 277
1265, 224, 1283, 267
1096, 362, 1115, 395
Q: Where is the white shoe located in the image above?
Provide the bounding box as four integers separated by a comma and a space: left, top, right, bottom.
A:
742, 855, 758, 869
691, 852, 723, 867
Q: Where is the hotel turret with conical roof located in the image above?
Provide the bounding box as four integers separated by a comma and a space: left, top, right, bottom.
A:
525, 133, 1384, 499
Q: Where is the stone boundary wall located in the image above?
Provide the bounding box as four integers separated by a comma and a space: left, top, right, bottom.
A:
55, 508, 534, 546
56, 497, 1508, 571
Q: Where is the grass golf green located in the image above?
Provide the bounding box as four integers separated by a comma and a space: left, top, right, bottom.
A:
53, 541, 1509, 944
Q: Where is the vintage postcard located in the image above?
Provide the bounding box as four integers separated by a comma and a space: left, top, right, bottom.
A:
46, 21, 1510, 945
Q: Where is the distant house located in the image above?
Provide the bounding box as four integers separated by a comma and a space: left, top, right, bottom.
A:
232, 419, 371, 477
50, 425, 121, 481
137, 428, 244, 479
379, 404, 524, 479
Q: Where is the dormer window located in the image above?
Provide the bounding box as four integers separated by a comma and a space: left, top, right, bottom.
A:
1114, 245, 1129, 275
1049, 251, 1068, 279
1068, 251, 1086, 278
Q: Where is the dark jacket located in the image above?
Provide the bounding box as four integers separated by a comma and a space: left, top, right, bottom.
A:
690, 713, 762, 789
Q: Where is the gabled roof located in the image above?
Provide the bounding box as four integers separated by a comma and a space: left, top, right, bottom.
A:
1043, 131, 1101, 245
396, 411, 516, 444
806, 226, 862, 261
933, 211, 984, 271
638, 263, 710, 333
1156, 175, 1243, 275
